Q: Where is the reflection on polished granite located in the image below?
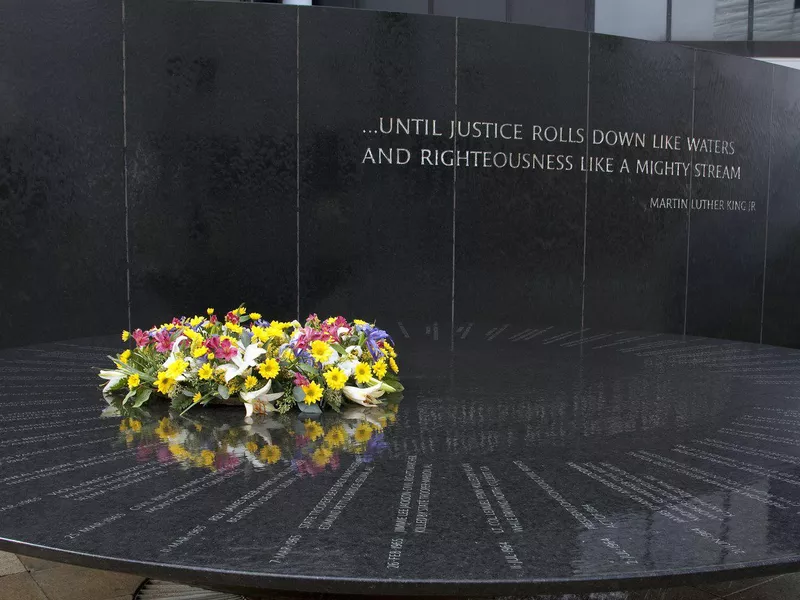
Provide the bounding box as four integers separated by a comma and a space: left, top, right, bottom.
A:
2, 324, 800, 597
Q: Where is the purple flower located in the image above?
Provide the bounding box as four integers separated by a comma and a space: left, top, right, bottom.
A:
362, 326, 393, 360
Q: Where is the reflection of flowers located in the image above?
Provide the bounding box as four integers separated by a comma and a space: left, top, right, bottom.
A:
105, 396, 400, 475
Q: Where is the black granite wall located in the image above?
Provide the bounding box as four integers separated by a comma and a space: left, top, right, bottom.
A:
1, 0, 798, 348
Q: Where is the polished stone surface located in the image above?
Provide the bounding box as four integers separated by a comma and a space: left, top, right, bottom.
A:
684, 52, 772, 343
299, 7, 455, 321
3, 328, 800, 596
0, 0, 127, 346
584, 36, 693, 334
126, 0, 298, 327
455, 20, 587, 326
762, 66, 800, 349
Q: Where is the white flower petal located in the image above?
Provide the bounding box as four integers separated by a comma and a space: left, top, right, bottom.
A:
171, 336, 188, 353
240, 380, 273, 402
342, 383, 384, 406
345, 345, 363, 358
337, 359, 357, 377
242, 344, 267, 366
219, 363, 243, 383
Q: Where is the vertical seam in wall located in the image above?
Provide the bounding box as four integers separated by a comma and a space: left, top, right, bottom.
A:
747, 0, 755, 41
296, 7, 301, 322
666, 0, 672, 41
760, 65, 775, 344
450, 17, 458, 352
580, 32, 591, 332
122, 0, 131, 333
683, 50, 697, 337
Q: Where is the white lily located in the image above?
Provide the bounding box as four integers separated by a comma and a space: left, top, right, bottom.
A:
322, 348, 340, 367
171, 335, 188, 353
242, 417, 282, 444
341, 407, 385, 428
342, 383, 385, 407
218, 343, 266, 383
240, 380, 283, 417
344, 345, 363, 358
99, 369, 126, 393
337, 358, 358, 377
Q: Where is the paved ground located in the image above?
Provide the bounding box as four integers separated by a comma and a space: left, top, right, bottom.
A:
1, 550, 799, 599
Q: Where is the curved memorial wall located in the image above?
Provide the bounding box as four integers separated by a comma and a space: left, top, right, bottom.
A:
0, 1, 799, 348
5, 3, 800, 596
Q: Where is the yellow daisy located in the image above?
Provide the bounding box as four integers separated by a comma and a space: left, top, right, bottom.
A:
154, 417, 177, 440
245, 441, 258, 453
354, 422, 373, 443
192, 392, 202, 403
156, 372, 176, 395
121, 330, 130, 342
127, 374, 140, 389
259, 445, 281, 464
249, 312, 262, 320
325, 425, 347, 447
258, 358, 280, 379
244, 375, 258, 390
200, 450, 215, 466
302, 381, 323, 404
304, 419, 324, 441
164, 358, 189, 379
373, 359, 387, 380
354, 362, 372, 384
312, 446, 333, 467
198, 363, 213, 380
309, 340, 332, 363
323, 367, 347, 390
119, 349, 131, 364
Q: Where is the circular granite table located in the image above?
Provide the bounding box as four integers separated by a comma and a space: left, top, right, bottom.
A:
2, 324, 800, 597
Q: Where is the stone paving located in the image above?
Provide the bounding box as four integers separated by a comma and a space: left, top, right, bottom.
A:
0, 552, 143, 600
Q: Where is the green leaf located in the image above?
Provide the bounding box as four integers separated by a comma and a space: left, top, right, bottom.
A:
297, 363, 315, 376
382, 378, 404, 392
132, 387, 152, 408
292, 386, 306, 404
297, 401, 322, 414
122, 388, 136, 405
218, 385, 230, 400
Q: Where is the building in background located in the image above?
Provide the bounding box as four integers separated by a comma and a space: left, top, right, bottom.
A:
251, 0, 800, 67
